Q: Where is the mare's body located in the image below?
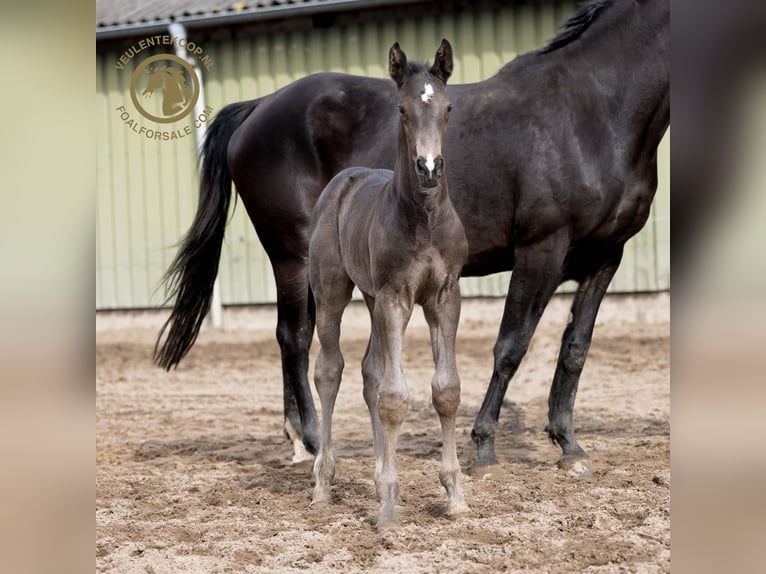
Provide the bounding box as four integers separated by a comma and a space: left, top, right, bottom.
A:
155, 0, 670, 474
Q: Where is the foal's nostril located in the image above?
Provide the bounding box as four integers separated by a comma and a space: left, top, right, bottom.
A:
434, 156, 444, 177
416, 156, 444, 178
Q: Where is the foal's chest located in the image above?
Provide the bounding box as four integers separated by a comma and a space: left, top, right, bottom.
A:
403, 245, 458, 305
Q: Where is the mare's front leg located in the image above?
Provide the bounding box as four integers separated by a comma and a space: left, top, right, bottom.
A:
546, 249, 623, 477
471, 233, 567, 470
273, 257, 320, 462
424, 280, 468, 517
372, 291, 412, 529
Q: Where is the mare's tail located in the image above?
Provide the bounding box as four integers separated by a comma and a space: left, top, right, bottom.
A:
153, 99, 258, 369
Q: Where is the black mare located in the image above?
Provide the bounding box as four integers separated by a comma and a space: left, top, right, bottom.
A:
310, 40, 467, 527
155, 0, 670, 475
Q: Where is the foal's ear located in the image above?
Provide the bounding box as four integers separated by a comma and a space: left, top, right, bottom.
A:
389, 42, 408, 87
430, 38, 453, 85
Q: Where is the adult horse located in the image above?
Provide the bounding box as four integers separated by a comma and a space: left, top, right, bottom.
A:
155, 0, 669, 475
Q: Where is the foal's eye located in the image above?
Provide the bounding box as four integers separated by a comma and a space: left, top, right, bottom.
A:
398, 105, 405, 115
447, 104, 453, 113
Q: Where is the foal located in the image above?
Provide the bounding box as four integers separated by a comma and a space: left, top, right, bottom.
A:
308, 40, 468, 528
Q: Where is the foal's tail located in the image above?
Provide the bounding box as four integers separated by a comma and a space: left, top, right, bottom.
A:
153, 99, 258, 370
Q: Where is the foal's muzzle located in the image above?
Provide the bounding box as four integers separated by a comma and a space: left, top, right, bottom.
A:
415, 155, 444, 188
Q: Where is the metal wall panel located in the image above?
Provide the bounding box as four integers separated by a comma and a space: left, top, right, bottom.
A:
96, 0, 669, 309
97, 50, 199, 309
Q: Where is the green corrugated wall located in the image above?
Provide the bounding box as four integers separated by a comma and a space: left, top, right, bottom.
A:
96, 0, 670, 309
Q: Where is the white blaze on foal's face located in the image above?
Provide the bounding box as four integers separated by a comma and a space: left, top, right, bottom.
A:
421, 83, 434, 103
416, 82, 441, 171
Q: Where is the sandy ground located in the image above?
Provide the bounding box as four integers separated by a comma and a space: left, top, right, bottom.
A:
96, 293, 669, 573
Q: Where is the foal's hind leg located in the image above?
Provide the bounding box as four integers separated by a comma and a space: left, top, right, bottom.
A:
310, 275, 354, 505
424, 284, 468, 517
547, 251, 622, 477
471, 235, 567, 469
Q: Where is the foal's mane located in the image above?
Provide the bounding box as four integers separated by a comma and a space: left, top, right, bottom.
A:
398, 61, 433, 85
539, 0, 614, 54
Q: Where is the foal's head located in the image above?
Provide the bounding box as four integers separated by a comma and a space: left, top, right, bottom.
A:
389, 39, 453, 189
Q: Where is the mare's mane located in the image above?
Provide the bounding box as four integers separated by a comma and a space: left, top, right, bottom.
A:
539, 0, 614, 54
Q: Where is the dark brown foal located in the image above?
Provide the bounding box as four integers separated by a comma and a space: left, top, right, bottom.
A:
308, 39, 468, 528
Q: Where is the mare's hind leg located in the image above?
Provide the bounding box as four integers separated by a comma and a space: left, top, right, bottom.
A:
373, 291, 412, 528
424, 282, 468, 517
283, 373, 311, 463
310, 272, 354, 505
546, 250, 623, 477
273, 257, 320, 461
471, 234, 567, 469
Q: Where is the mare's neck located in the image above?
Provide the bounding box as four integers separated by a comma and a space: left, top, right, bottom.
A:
515, 0, 669, 154
576, 0, 668, 151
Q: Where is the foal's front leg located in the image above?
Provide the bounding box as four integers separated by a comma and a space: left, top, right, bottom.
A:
361, 295, 386, 488
425, 284, 468, 516
372, 293, 412, 528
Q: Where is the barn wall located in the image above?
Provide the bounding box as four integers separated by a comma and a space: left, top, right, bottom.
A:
96, 0, 669, 309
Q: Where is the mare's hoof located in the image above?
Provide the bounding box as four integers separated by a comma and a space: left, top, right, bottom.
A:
284, 420, 317, 464
557, 457, 591, 478
467, 464, 502, 481
292, 440, 314, 464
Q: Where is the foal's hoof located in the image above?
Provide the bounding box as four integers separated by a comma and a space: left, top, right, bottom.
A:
467, 464, 503, 481
375, 506, 399, 531
445, 498, 470, 518
310, 496, 331, 508
557, 456, 591, 478
376, 518, 399, 532
311, 487, 333, 507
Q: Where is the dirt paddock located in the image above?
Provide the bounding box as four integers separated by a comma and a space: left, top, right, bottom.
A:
96, 293, 669, 573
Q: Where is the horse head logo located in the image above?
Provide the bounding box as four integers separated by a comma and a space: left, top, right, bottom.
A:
131, 54, 200, 124
141, 64, 193, 117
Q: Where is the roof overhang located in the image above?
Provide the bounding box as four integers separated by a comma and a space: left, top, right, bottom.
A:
96, 0, 428, 41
